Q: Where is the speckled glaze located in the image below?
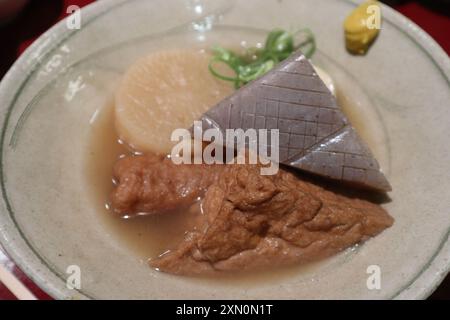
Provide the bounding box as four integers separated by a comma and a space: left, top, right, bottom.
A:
0, 0, 449, 299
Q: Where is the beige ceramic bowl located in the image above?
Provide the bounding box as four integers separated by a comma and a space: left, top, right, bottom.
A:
0, 0, 449, 299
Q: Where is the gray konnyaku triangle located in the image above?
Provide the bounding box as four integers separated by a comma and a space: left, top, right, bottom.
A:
197, 50, 391, 191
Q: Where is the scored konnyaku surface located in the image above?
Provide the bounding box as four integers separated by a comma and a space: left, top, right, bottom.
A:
198, 50, 391, 191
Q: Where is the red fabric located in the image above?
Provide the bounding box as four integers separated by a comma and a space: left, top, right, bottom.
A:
0, 248, 52, 300
0, 0, 96, 78
394, 2, 450, 54
0, 0, 449, 300
16, 0, 95, 54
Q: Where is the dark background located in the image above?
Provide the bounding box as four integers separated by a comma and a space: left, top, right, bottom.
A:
0, 0, 449, 300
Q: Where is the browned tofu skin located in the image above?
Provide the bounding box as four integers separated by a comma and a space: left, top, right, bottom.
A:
150, 163, 393, 275
110, 154, 222, 215
110, 155, 393, 275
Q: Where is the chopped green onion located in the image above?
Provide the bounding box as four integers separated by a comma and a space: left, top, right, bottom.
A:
209, 28, 316, 88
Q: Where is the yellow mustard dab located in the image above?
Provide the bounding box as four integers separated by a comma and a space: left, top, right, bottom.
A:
344, 0, 381, 55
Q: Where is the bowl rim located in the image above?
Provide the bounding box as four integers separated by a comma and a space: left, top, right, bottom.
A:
0, 0, 449, 300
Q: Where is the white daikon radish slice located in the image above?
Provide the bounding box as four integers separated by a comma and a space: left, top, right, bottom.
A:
115, 49, 233, 154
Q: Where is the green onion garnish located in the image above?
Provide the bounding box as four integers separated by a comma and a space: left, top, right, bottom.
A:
209, 28, 316, 89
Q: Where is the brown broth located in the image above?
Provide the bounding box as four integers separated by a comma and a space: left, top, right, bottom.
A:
85, 101, 203, 259
84, 61, 381, 284
85, 101, 333, 284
